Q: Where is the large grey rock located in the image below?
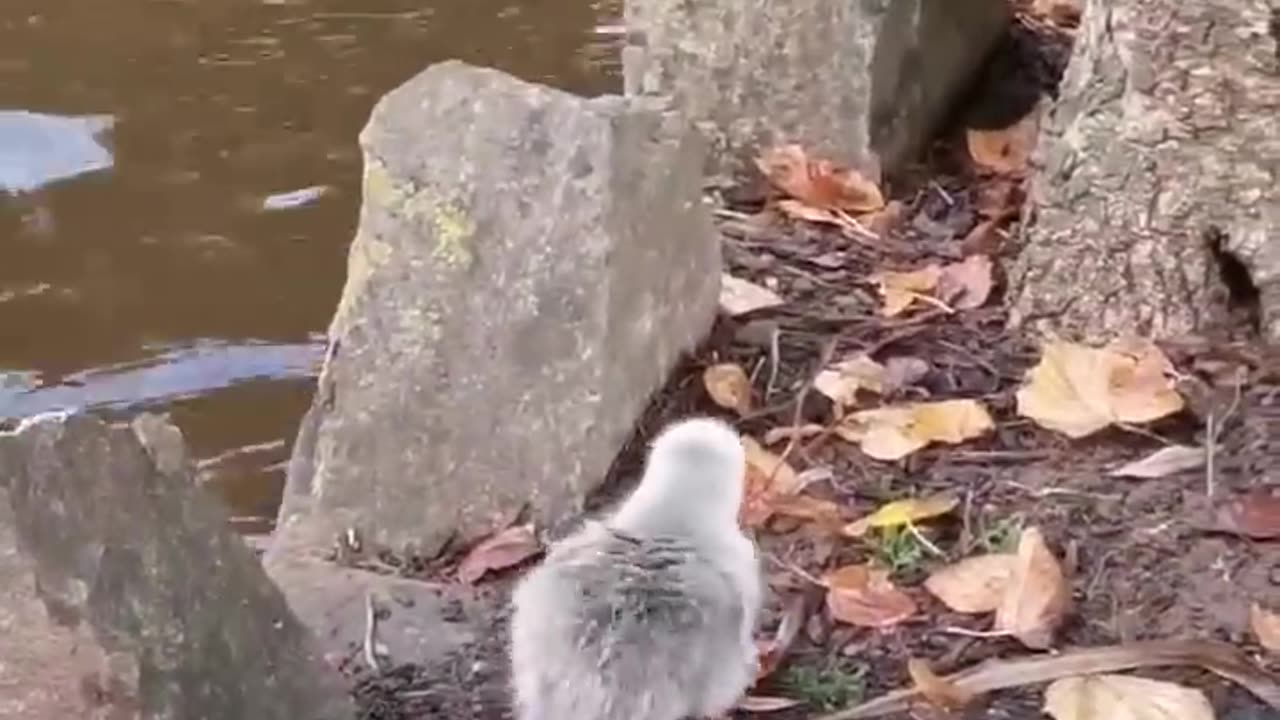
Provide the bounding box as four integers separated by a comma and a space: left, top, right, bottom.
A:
0, 412, 353, 720
623, 0, 1010, 180
268, 60, 719, 566
1008, 0, 1280, 343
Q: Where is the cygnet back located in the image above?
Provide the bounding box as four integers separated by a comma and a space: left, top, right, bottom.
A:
508, 416, 762, 720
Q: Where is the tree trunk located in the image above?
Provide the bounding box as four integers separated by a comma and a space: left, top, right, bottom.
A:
1008, 0, 1280, 344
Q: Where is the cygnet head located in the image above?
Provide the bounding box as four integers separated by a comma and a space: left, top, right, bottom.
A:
612, 416, 747, 532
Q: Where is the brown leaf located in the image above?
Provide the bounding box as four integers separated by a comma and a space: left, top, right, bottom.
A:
1044, 674, 1214, 720
843, 493, 960, 538
456, 524, 542, 584
703, 362, 753, 415
1015, 338, 1185, 439
1206, 489, 1280, 539
769, 494, 845, 526
777, 198, 844, 227
960, 218, 1003, 256
908, 658, 976, 711
823, 564, 918, 628
972, 178, 1023, 221
924, 553, 1017, 614
814, 353, 888, 408
965, 101, 1043, 175
937, 255, 994, 310
994, 526, 1069, 649
835, 399, 995, 461
736, 695, 804, 713
1251, 603, 1280, 653
868, 265, 943, 317
756, 144, 885, 213
740, 436, 802, 527
1108, 445, 1206, 479
863, 199, 906, 236
720, 273, 785, 316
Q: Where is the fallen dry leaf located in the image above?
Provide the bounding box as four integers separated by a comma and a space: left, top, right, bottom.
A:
868, 265, 942, 317
924, 553, 1017, 614
720, 273, 785, 316
807, 639, 1280, 720
908, 658, 976, 711
995, 526, 1068, 650
777, 198, 843, 226
1251, 603, 1280, 653
1043, 674, 1214, 720
768, 494, 844, 527
835, 399, 995, 461
740, 436, 802, 527
814, 353, 887, 408
1015, 338, 1185, 439
1108, 445, 1206, 479
937, 254, 994, 310
1204, 488, 1280, 539
703, 362, 753, 416
844, 493, 960, 538
736, 695, 804, 713
966, 101, 1043, 175
823, 564, 918, 628
756, 144, 884, 213
881, 356, 931, 394
456, 523, 542, 584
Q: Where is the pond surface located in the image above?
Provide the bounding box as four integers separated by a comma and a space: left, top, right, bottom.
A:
1, 0, 621, 531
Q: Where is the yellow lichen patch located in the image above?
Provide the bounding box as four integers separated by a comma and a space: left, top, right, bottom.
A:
429, 199, 476, 270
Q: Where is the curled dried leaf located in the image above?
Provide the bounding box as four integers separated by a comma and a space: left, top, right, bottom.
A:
756, 144, 884, 213
937, 254, 994, 310
1108, 445, 1206, 479
823, 564, 918, 628
907, 657, 977, 711
966, 101, 1044, 175
924, 553, 1017, 614
456, 524, 542, 584
994, 526, 1069, 650
703, 363, 753, 415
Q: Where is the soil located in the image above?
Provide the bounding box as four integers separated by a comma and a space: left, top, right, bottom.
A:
344, 7, 1280, 720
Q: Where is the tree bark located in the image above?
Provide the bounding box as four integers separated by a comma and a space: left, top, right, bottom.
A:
1008, 0, 1280, 343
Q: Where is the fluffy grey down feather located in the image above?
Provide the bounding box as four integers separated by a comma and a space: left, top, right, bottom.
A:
508, 417, 762, 720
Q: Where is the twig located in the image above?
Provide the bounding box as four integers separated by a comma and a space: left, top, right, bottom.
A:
776, 337, 840, 469
938, 626, 1010, 639
363, 592, 385, 674
1115, 422, 1174, 446
905, 521, 947, 559
1205, 378, 1243, 498
766, 552, 825, 587
765, 326, 782, 402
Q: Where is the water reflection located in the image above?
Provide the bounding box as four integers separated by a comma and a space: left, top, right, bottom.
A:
0, 0, 621, 525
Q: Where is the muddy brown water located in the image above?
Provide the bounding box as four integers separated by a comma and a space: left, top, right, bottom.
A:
1, 0, 621, 532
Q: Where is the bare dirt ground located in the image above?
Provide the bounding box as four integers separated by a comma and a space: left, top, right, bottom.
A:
344, 8, 1280, 719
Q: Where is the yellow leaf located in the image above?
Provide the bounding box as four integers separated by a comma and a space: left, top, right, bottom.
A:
835, 399, 995, 461
1044, 674, 1214, 720
823, 564, 917, 628
924, 553, 1017, 614
813, 353, 887, 408
1015, 338, 1185, 439
1251, 602, 1280, 653
703, 363, 753, 415
843, 492, 959, 538
994, 526, 1069, 650
868, 265, 942, 317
